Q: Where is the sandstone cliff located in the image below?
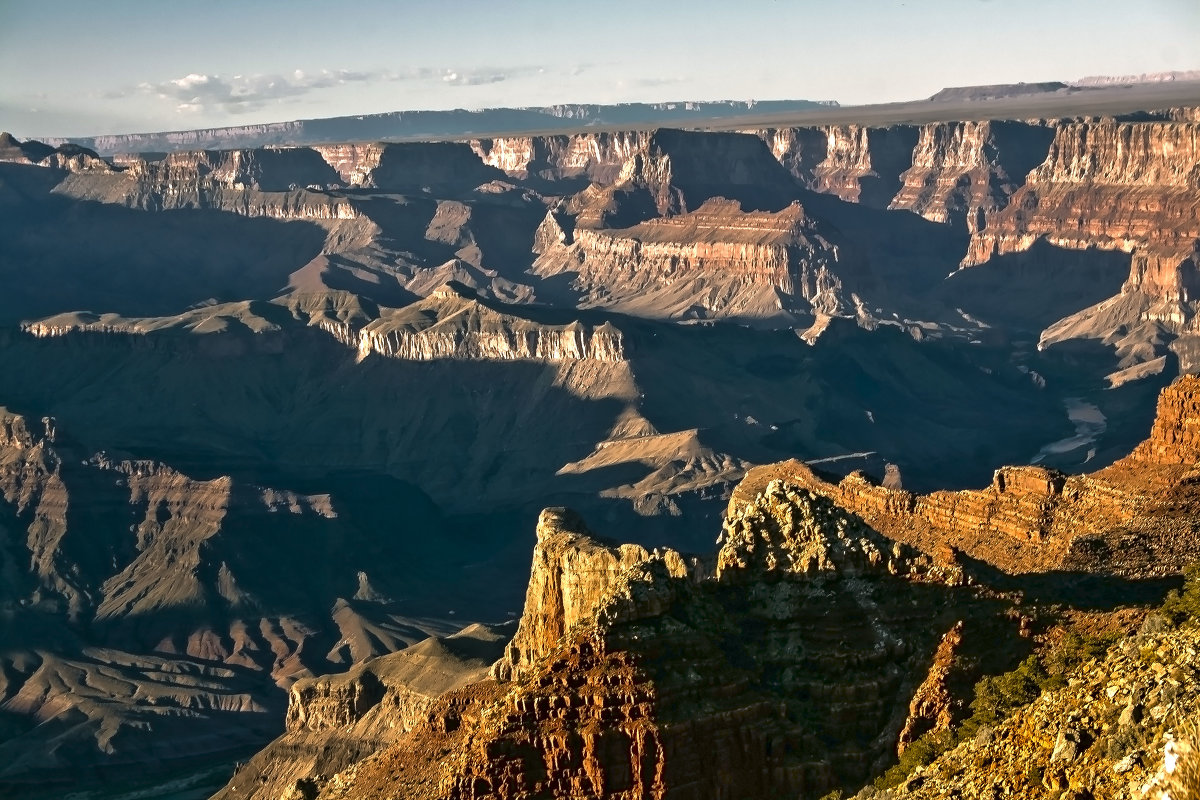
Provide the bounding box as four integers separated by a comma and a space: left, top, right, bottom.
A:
534, 197, 853, 324
964, 121, 1200, 372
888, 121, 1054, 231
808, 125, 919, 208
735, 375, 1200, 578
355, 283, 626, 363
470, 132, 652, 184
220, 480, 1014, 799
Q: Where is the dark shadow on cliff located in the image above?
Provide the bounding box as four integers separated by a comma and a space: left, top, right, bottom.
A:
938, 240, 1131, 332
0, 169, 327, 323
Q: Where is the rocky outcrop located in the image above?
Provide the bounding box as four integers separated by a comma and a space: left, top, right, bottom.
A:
470, 132, 652, 184
889, 622, 1200, 800
355, 283, 626, 362
534, 198, 852, 323
735, 375, 1200, 578
493, 507, 688, 681
810, 125, 919, 208
224, 478, 1018, 799
888, 121, 1054, 231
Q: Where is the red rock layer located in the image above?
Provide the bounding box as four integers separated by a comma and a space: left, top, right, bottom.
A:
735, 375, 1200, 578
964, 121, 1200, 275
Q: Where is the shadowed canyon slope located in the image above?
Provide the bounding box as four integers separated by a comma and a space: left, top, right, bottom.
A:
2, 97, 1200, 794
213, 376, 1200, 799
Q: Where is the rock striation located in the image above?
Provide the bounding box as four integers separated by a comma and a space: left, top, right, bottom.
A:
354, 283, 626, 363
470, 132, 652, 184
735, 375, 1200, 578
807, 125, 919, 208
219, 479, 1016, 799
888, 120, 1055, 231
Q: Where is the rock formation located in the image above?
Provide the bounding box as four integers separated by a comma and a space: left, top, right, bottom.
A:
355, 283, 626, 363
216, 478, 1018, 799
888, 120, 1054, 231
807, 125, 919, 208
736, 375, 1200, 578
470, 132, 652, 184
887, 621, 1200, 800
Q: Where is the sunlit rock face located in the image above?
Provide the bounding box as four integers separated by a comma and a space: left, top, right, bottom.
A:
807, 124, 920, 208
888, 120, 1055, 232
470, 132, 653, 184
966, 121, 1200, 268
736, 375, 1200, 578
354, 283, 626, 363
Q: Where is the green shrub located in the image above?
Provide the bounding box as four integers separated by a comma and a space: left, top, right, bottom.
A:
968, 655, 1044, 727
1162, 562, 1200, 625
872, 730, 953, 789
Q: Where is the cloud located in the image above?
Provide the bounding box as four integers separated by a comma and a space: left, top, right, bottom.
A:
440, 69, 509, 86
125, 68, 404, 114
115, 63, 556, 115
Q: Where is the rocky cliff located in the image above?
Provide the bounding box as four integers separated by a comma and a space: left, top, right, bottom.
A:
888, 121, 1054, 231
808, 125, 919, 208
535, 198, 852, 323
737, 375, 1200, 578
354, 283, 626, 362
470, 132, 652, 184
966, 121, 1200, 371
966, 121, 1200, 266
218, 477, 1020, 800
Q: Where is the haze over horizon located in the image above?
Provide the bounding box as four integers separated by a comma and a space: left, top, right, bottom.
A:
1, 0, 1197, 138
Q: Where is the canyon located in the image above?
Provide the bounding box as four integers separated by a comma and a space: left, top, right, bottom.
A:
210, 374, 1200, 800
2, 83, 1200, 797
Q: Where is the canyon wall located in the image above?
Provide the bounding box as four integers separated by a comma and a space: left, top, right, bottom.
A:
470, 131, 652, 184
738, 375, 1200, 577
888, 120, 1054, 231
807, 124, 919, 208
218, 481, 1005, 800
965, 121, 1200, 267
355, 285, 627, 363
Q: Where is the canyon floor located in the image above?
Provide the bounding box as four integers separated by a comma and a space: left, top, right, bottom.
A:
1, 83, 1200, 798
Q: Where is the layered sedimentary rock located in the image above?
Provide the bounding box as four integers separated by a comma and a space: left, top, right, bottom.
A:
967, 121, 1200, 368
470, 132, 652, 184
212, 624, 510, 800
535, 197, 852, 323
52, 161, 359, 219
809, 125, 919, 208
738, 375, 1200, 577
493, 507, 691, 681
888, 120, 1054, 231
221, 479, 1016, 800
313, 142, 504, 193
0, 132, 112, 174
0, 406, 460, 787
355, 283, 626, 362
966, 121, 1200, 266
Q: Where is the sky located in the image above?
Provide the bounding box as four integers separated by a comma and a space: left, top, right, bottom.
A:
1, 0, 1197, 138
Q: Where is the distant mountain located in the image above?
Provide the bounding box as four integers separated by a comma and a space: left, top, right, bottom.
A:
928, 82, 1069, 102
41, 99, 838, 155
1073, 69, 1200, 86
